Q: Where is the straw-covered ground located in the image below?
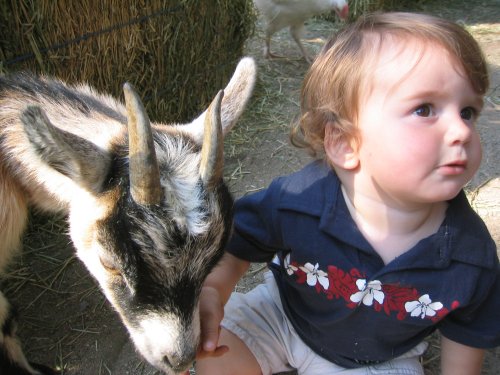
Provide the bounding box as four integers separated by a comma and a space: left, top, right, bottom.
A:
3, 0, 499, 374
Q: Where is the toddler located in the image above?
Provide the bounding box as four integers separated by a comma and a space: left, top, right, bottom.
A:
196, 12, 499, 375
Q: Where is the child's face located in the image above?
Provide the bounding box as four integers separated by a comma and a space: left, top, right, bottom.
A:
354, 38, 483, 205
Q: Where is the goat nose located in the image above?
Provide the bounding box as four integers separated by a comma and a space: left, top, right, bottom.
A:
163, 352, 195, 372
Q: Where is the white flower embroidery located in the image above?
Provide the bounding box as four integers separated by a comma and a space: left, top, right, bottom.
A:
405, 294, 443, 319
299, 262, 329, 289
350, 279, 385, 306
284, 253, 298, 275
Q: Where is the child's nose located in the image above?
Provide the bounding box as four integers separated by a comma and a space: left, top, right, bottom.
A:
444, 114, 473, 145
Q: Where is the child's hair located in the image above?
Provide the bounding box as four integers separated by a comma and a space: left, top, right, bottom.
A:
290, 12, 490, 157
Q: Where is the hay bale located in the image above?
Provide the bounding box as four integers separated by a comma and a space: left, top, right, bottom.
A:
0, 0, 255, 122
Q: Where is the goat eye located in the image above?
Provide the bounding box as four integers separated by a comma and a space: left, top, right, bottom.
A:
99, 254, 121, 275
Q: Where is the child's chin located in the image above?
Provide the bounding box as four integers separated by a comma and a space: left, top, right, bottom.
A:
438, 188, 463, 202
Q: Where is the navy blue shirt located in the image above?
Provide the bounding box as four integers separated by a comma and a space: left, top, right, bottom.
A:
227, 160, 500, 368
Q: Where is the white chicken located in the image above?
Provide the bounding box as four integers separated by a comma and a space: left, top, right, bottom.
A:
254, 0, 349, 63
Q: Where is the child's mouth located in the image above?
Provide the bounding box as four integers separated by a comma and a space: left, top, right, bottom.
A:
439, 160, 467, 175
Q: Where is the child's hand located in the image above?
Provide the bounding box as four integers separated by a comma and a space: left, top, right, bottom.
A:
197, 285, 229, 359
196, 253, 249, 360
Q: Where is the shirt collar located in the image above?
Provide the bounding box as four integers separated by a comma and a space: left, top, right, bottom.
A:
441, 191, 497, 269
278, 162, 497, 270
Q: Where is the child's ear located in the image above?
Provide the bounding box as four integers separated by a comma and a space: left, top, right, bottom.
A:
324, 123, 359, 170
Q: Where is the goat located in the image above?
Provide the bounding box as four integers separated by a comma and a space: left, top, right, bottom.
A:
0, 57, 256, 374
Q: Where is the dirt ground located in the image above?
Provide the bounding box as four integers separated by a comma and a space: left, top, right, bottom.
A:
3, 1, 499, 374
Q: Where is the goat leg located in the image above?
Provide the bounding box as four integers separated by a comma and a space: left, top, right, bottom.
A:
0, 293, 58, 375
30, 363, 60, 375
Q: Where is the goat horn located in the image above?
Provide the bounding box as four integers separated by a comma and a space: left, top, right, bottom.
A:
199, 90, 224, 188
123, 82, 162, 205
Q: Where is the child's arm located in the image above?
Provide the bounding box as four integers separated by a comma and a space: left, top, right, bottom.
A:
198, 253, 250, 358
440, 335, 485, 375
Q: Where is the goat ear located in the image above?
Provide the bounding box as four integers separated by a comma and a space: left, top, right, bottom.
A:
21, 105, 112, 192
181, 57, 256, 144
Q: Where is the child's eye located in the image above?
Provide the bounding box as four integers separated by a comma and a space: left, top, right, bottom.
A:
460, 106, 476, 121
413, 104, 433, 117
